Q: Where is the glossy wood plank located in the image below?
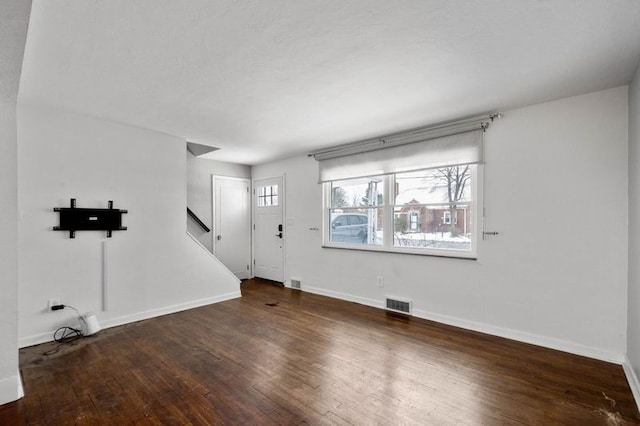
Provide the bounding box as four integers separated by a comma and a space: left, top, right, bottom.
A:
1, 278, 638, 425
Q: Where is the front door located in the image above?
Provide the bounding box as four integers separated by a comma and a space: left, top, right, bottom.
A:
253, 176, 284, 282
213, 176, 251, 279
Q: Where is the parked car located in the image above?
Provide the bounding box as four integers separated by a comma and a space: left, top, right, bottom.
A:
330, 213, 368, 243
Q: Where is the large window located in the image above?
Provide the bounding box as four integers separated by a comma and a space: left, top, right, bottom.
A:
323, 164, 479, 258
313, 119, 489, 259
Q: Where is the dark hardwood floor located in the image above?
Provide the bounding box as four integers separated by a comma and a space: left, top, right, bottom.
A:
1, 278, 639, 425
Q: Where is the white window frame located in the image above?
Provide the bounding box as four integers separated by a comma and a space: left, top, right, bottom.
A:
442, 211, 451, 225
256, 184, 279, 207
322, 165, 481, 259
409, 211, 419, 232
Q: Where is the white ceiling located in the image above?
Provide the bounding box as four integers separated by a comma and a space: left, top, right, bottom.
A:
18, 0, 640, 165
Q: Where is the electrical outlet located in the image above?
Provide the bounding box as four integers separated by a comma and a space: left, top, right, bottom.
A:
48, 298, 61, 309
377, 276, 384, 287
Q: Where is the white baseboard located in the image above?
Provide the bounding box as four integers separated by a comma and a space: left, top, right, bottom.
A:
19, 331, 52, 348
19, 291, 241, 348
20, 232, 241, 348
0, 371, 24, 405
623, 356, 640, 412
99, 291, 241, 330
411, 307, 623, 364
302, 285, 623, 364
303, 286, 384, 310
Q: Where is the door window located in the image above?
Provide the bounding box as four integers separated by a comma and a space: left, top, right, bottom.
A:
257, 185, 278, 207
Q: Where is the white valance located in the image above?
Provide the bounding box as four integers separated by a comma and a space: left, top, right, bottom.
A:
312, 117, 489, 182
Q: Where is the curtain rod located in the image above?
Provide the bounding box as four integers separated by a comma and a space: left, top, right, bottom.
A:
309, 112, 501, 161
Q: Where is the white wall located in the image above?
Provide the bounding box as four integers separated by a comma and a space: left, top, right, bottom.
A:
0, 0, 31, 406
627, 62, 640, 399
186, 152, 250, 251
0, 100, 22, 404
253, 87, 629, 361
17, 105, 241, 346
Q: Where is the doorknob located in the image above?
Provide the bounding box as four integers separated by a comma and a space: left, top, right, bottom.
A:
275, 232, 282, 238
217, 235, 222, 241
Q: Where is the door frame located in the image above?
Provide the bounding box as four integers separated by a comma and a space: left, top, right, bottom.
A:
212, 174, 252, 278
252, 174, 285, 282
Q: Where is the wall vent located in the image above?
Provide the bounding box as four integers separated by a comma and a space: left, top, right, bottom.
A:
291, 279, 301, 290
385, 297, 412, 315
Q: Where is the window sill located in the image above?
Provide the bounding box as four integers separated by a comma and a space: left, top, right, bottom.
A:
321, 243, 477, 260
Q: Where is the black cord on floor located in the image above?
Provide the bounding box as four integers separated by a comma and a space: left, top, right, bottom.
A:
43, 326, 83, 356
54, 326, 83, 343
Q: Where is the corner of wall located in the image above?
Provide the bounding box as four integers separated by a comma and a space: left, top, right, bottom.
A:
626, 57, 640, 414
0, 100, 21, 406
623, 356, 640, 413
0, 372, 24, 405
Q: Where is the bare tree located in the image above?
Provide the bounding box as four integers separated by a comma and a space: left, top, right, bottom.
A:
359, 181, 382, 207
331, 187, 349, 207
435, 165, 470, 236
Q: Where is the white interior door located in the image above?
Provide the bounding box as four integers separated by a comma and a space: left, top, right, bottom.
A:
253, 176, 284, 282
213, 176, 251, 279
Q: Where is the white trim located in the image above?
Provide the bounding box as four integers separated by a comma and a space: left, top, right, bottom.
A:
20, 331, 57, 348
211, 175, 252, 278
409, 211, 419, 231
410, 307, 623, 364
20, 232, 240, 347
322, 166, 480, 259
302, 286, 623, 364
303, 286, 384, 310
102, 239, 109, 311
320, 243, 477, 260
99, 291, 241, 330
443, 210, 452, 224
252, 174, 286, 283
19, 291, 241, 348
623, 356, 640, 411
0, 371, 24, 405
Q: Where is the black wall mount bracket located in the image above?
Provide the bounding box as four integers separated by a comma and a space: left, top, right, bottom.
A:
53, 198, 128, 238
